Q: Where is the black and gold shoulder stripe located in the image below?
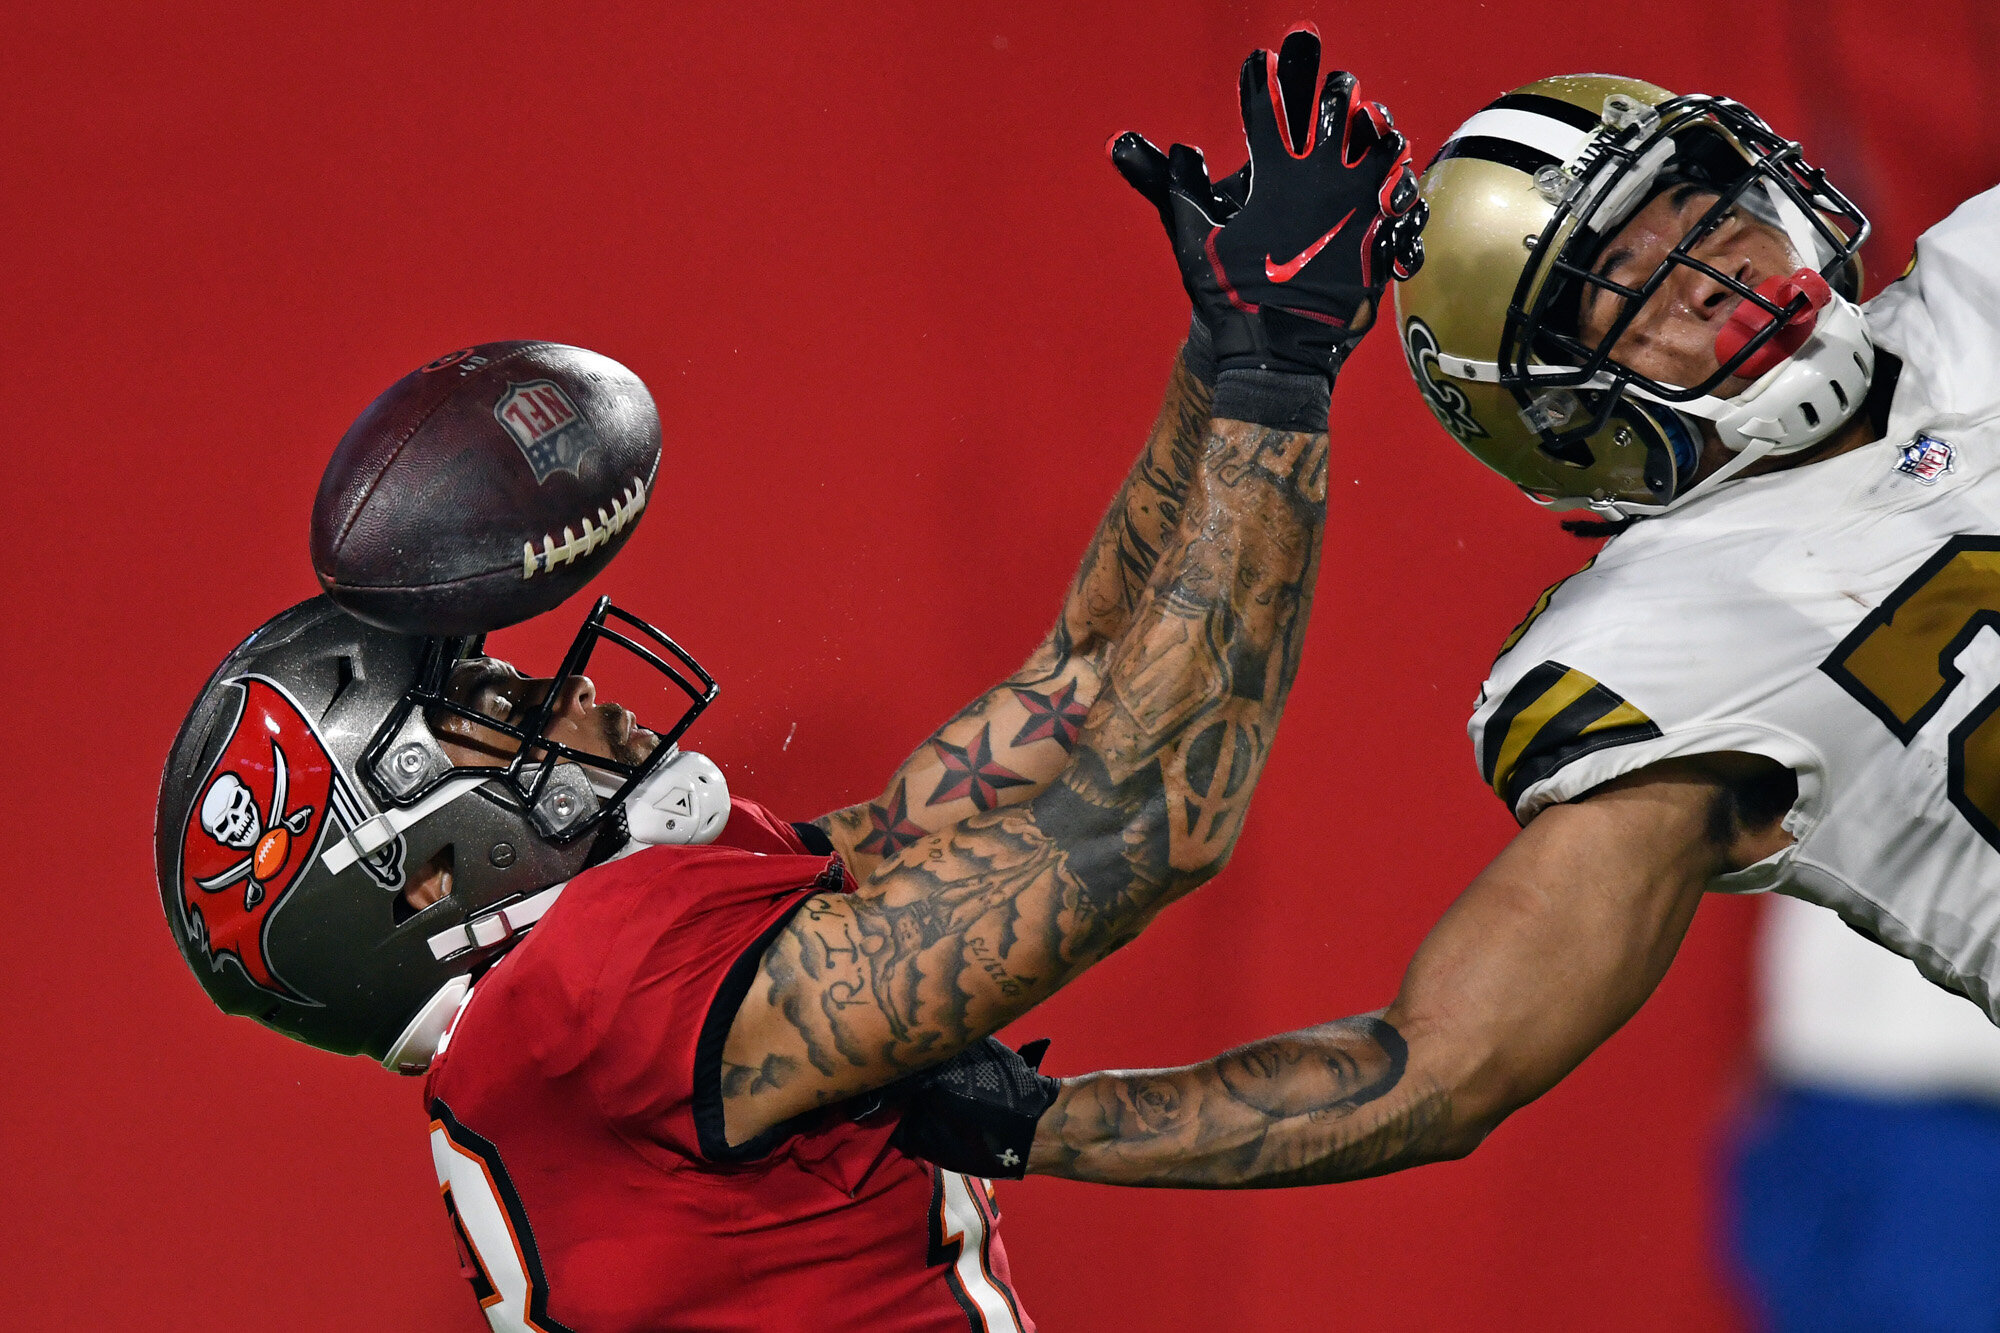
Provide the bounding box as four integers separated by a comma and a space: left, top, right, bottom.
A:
1480, 660, 1661, 817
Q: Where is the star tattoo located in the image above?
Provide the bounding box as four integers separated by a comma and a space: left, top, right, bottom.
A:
1010, 679, 1089, 751
855, 779, 929, 858
927, 724, 1034, 811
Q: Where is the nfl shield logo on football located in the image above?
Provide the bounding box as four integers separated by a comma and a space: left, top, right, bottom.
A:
494, 379, 603, 483
1895, 434, 1956, 484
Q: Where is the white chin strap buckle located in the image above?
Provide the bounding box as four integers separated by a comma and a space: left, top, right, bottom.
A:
622, 748, 730, 846
321, 774, 487, 877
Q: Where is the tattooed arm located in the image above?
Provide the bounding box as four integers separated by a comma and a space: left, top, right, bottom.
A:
1025, 755, 1793, 1186
811, 345, 1214, 883
721, 412, 1331, 1142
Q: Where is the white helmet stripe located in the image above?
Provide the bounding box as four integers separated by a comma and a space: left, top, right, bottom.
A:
1445, 107, 1594, 164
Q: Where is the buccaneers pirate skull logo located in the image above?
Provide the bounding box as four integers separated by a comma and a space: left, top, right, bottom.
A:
177, 675, 399, 1003
196, 758, 314, 909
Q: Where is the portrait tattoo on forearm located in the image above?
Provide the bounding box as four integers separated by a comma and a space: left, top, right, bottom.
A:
1031, 1016, 1460, 1188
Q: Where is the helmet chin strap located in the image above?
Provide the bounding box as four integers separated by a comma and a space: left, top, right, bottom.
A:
1596, 431, 1782, 518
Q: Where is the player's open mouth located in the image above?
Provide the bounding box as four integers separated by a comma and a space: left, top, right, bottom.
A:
606, 705, 658, 764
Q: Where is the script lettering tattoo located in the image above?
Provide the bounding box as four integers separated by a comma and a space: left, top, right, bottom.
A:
815, 922, 860, 967
1063, 354, 1214, 653
718, 1053, 798, 1098
1030, 1017, 1460, 1187
964, 934, 1030, 998
738, 409, 1332, 1118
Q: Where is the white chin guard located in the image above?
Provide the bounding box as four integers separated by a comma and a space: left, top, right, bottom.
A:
622, 748, 730, 846
1601, 292, 1875, 519
1658, 292, 1875, 458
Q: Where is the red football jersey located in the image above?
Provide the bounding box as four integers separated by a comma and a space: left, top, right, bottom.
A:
423, 796, 1034, 1333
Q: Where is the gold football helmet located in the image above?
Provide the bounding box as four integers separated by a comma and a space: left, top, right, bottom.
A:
1394, 75, 1871, 516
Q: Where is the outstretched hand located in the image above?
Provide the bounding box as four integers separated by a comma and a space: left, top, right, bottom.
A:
1111, 26, 1426, 392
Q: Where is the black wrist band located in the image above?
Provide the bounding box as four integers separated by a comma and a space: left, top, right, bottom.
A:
1211, 367, 1332, 433
1181, 317, 1217, 390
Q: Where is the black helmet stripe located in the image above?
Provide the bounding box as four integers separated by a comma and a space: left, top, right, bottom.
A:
1486, 92, 1604, 133
1431, 135, 1559, 177
1430, 95, 1598, 177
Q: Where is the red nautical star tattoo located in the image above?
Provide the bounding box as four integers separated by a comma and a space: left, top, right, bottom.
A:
927, 724, 1033, 811
855, 778, 930, 858
1010, 679, 1090, 751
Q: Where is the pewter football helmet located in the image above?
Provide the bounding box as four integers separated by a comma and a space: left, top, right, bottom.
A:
157, 596, 725, 1070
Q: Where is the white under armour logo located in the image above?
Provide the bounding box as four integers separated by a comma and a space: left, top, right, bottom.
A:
998, 1149, 1021, 1167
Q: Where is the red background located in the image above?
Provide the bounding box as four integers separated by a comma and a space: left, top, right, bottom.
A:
6, 2, 1997, 1328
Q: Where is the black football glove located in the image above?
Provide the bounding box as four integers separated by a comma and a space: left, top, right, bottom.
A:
1108, 148, 1249, 390
887, 1036, 1059, 1180
1111, 26, 1426, 423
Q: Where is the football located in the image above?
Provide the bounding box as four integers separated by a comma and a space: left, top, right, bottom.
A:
311, 341, 660, 635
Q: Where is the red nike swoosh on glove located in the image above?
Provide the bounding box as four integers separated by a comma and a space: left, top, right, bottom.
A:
1264, 208, 1358, 283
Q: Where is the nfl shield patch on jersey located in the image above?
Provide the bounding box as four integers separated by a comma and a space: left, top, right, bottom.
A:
1895, 434, 1955, 484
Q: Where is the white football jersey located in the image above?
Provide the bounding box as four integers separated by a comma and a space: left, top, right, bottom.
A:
1470, 184, 2000, 1020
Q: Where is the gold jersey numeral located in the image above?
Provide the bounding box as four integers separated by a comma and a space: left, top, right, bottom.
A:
1822, 536, 2000, 849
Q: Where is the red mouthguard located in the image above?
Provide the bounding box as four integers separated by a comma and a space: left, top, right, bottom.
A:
1714, 268, 1833, 381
